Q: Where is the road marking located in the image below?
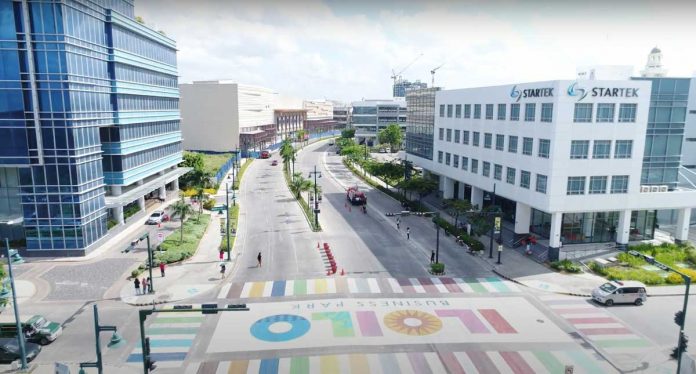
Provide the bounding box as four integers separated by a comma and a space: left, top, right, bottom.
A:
430, 277, 450, 293
409, 278, 426, 293
217, 284, 231, 299
387, 278, 403, 293
367, 278, 380, 293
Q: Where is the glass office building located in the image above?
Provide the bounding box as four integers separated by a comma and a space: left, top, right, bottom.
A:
405, 87, 440, 160
0, 0, 184, 255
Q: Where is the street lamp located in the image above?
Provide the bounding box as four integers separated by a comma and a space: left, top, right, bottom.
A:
487, 183, 497, 259
432, 213, 441, 263
308, 165, 322, 227
78, 304, 126, 374
224, 182, 236, 261
136, 233, 155, 293
2, 238, 27, 370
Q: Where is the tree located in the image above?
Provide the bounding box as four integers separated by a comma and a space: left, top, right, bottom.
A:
179, 152, 207, 189
377, 123, 404, 151
340, 144, 364, 161
466, 205, 500, 238
399, 177, 437, 209
170, 197, 194, 244
341, 128, 355, 139
279, 138, 296, 175
443, 199, 473, 227
296, 130, 307, 143
289, 172, 312, 198
371, 161, 405, 188
135, 16, 145, 24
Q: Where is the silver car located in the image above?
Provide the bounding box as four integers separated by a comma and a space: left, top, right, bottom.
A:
592, 280, 647, 306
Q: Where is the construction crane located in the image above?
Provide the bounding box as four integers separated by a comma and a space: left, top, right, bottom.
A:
431, 63, 444, 87
391, 53, 424, 86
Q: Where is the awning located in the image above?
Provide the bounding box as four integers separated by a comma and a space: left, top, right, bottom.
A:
0, 214, 23, 225
105, 167, 191, 208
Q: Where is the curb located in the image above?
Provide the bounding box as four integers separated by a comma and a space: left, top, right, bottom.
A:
492, 268, 592, 297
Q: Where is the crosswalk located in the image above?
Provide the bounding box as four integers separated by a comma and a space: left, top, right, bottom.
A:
185, 349, 614, 374
219, 277, 520, 299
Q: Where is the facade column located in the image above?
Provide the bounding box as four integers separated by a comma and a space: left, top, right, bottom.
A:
675, 208, 692, 244
514, 202, 531, 236
457, 182, 465, 200
442, 177, 455, 199
114, 206, 124, 225
137, 196, 145, 211
111, 185, 122, 196
548, 212, 563, 261
158, 185, 167, 200
173, 178, 180, 191
470, 186, 484, 210
616, 209, 632, 248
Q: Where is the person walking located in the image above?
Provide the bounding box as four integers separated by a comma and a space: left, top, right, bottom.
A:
430, 250, 435, 264
220, 263, 226, 279
406, 227, 410, 240
257, 252, 262, 267
134, 278, 141, 295
159, 262, 166, 277
219, 250, 224, 261
396, 217, 401, 230
147, 277, 152, 293
141, 277, 148, 294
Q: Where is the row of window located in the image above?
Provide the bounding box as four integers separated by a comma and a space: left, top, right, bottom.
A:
570, 140, 633, 159
112, 26, 177, 66
438, 129, 550, 158
102, 142, 181, 172
114, 63, 178, 88
99, 120, 181, 142
116, 94, 179, 111
438, 102, 638, 123
436, 151, 630, 195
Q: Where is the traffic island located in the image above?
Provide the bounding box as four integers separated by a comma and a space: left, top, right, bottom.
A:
429, 262, 445, 275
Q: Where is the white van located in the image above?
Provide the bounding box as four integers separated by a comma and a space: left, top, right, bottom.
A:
592, 280, 647, 306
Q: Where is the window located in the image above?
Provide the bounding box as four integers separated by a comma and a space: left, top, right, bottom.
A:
570, 140, 589, 159
445, 152, 451, 165
567, 176, 586, 195
484, 133, 492, 148
439, 105, 445, 117
589, 176, 608, 194
446, 129, 452, 142
538, 139, 550, 158
506, 167, 516, 184
471, 159, 479, 174
525, 103, 536, 121
482, 161, 491, 177
574, 103, 593, 122
495, 134, 504, 151
464, 104, 471, 118
618, 104, 637, 123
447, 105, 453, 118
614, 140, 633, 159
593, 140, 611, 159
541, 103, 553, 122
611, 175, 629, 194
510, 103, 520, 121
473, 132, 480, 146
520, 170, 531, 189
454, 130, 460, 143
437, 151, 443, 163
462, 131, 470, 145
494, 164, 503, 180
438, 128, 444, 141
536, 174, 547, 193
462, 156, 468, 171
596, 103, 615, 123
474, 104, 481, 119
455, 104, 462, 118
485, 104, 494, 119
522, 137, 533, 155
508, 136, 518, 153
453, 154, 459, 168
498, 104, 506, 120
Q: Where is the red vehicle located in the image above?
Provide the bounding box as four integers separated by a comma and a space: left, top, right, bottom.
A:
259, 151, 270, 159
271, 160, 278, 166
346, 186, 367, 205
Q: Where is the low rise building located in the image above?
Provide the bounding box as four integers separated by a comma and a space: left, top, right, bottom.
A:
351, 100, 407, 145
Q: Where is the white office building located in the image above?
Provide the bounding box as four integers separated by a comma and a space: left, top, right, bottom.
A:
410, 79, 696, 260
351, 99, 407, 145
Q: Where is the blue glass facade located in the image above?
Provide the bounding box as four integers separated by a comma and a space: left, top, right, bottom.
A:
0, 0, 181, 253
632, 77, 690, 188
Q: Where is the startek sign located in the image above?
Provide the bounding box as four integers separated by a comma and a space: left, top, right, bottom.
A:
567, 82, 639, 101
510, 86, 554, 102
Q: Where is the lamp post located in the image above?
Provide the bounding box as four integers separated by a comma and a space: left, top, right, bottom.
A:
488, 183, 497, 259
433, 213, 441, 263
2, 238, 27, 370
308, 165, 322, 227
78, 304, 126, 374
225, 182, 232, 261
138, 233, 155, 293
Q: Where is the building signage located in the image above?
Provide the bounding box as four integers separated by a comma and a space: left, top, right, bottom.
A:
567, 82, 639, 102
510, 85, 554, 102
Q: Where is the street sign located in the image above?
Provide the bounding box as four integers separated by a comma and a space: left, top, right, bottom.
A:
498, 244, 503, 252
494, 217, 501, 234
157, 232, 164, 243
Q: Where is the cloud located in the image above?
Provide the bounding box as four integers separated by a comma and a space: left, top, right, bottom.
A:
135, 0, 696, 101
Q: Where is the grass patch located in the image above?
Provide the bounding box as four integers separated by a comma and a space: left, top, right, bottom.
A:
199, 152, 234, 175
550, 259, 582, 273
219, 204, 240, 252
155, 214, 211, 264
233, 159, 253, 190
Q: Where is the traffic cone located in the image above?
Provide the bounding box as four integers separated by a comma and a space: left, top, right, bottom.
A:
158, 222, 161, 228
340, 268, 345, 276
327, 269, 331, 276
317, 242, 320, 249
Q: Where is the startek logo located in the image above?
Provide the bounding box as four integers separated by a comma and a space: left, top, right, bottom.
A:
510, 85, 554, 102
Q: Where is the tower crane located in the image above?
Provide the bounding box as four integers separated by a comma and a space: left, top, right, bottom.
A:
391, 53, 424, 86
431, 63, 444, 87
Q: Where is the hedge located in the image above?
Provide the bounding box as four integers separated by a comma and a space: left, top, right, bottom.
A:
155, 214, 211, 264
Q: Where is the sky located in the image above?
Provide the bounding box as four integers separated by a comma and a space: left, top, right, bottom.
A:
136, 0, 696, 103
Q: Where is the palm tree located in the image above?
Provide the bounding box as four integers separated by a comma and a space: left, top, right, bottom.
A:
170, 197, 194, 244
289, 172, 312, 198
280, 139, 296, 176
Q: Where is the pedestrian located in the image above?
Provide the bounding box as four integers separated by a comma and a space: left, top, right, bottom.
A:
219, 250, 224, 261
431, 250, 435, 264
396, 217, 400, 229
159, 262, 165, 277
134, 278, 141, 295
220, 263, 226, 278
141, 277, 148, 294
147, 277, 152, 293
257, 252, 262, 267
525, 242, 532, 255
406, 227, 410, 240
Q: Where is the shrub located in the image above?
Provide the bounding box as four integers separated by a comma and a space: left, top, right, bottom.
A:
666, 273, 684, 284
588, 261, 608, 276
604, 267, 664, 285
182, 188, 198, 197
155, 214, 211, 264
107, 219, 118, 230
203, 198, 216, 210
131, 269, 142, 279
550, 259, 581, 273
431, 263, 445, 274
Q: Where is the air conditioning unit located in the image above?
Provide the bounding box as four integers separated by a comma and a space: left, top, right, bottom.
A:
650, 186, 660, 192
659, 185, 669, 192
640, 185, 650, 193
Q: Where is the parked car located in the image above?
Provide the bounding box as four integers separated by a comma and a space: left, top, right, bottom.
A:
260, 150, 270, 159
147, 210, 166, 225
592, 280, 647, 306
0, 314, 62, 345
0, 338, 41, 363
271, 160, 278, 166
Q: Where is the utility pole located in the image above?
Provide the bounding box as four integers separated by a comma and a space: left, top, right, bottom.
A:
433, 213, 441, 263
488, 183, 497, 259
137, 233, 155, 293
3, 238, 27, 370
78, 305, 125, 374
309, 165, 322, 227
225, 182, 231, 261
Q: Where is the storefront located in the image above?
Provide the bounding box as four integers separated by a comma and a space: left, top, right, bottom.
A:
530, 209, 655, 244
